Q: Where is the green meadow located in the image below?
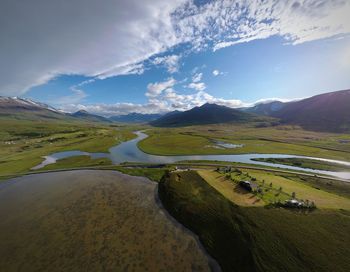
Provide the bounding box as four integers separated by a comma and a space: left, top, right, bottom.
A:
252, 157, 350, 172
159, 170, 350, 272
0, 119, 137, 175
139, 124, 350, 160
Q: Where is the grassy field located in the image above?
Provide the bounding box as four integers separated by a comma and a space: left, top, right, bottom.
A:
199, 169, 350, 210
159, 170, 350, 272
198, 170, 264, 206
40, 156, 112, 171
252, 157, 350, 171
114, 166, 170, 182
0, 119, 137, 175
139, 124, 350, 161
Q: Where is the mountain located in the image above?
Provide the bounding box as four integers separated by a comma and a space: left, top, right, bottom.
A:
242, 101, 285, 116
151, 103, 266, 127
110, 113, 163, 123
269, 89, 350, 132
71, 110, 111, 123
0, 96, 71, 121
240, 89, 350, 132
0, 97, 110, 123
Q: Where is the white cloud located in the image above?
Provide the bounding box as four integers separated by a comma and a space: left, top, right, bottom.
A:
179, 0, 350, 51
0, 0, 186, 95
251, 97, 304, 106
53, 87, 88, 105
188, 82, 206, 91
1, 0, 350, 95
212, 70, 220, 76
192, 72, 203, 82
146, 78, 176, 97
152, 55, 181, 73
60, 87, 310, 116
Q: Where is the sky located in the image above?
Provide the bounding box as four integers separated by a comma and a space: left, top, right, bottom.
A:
1, 0, 350, 116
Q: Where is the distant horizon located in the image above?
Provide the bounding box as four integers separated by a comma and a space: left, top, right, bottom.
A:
3, 88, 349, 117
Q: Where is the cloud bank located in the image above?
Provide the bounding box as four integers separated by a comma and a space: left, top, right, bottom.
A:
1, 0, 349, 95
60, 77, 299, 116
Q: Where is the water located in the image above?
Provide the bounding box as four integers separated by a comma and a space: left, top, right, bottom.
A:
32, 131, 350, 180
0, 170, 218, 271
214, 140, 244, 149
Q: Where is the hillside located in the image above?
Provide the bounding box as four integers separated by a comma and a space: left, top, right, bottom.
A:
110, 112, 162, 123
242, 100, 285, 116
159, 170, 350, 272
71, 110, 111, 123
242, 90, 350, 132
0, 97, 111, 123
0, 96, 71, 121
271, 89, 350, 132
151, 103, 266, 127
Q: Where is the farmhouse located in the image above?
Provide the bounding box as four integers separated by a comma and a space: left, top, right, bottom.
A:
239, 180, 253, 191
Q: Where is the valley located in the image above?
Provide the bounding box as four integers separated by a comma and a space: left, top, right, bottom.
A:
1, 91, 350, 272
2, 2, 350, 270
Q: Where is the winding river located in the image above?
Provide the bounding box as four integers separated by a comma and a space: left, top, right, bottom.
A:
33, 131, 350, 180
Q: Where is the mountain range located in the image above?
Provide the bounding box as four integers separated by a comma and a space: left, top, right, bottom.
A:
244, 89, 350, 132
110, 113, 162, 123
71, 110, 111, 123
150, 103, 271, 127
1, 89, 350, 132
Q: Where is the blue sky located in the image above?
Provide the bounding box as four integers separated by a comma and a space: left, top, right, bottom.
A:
1, 0, 350, 116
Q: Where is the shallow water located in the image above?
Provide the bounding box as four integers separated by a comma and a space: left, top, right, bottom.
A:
0, 170, 219, 271
33, 131, 350, 180
214, 140, 244, 149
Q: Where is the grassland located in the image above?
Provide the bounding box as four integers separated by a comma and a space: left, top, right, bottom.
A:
40, 155, 112, 170
0, 119, 137, 175
114, 166, 170, 182
159, 170, 350, 272
252, 157, 350, 171
198, 170, 264, 206
139, 124, 350, 161
199, 169, 350, 210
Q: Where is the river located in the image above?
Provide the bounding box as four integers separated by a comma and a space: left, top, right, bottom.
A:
32, 131, 350, 180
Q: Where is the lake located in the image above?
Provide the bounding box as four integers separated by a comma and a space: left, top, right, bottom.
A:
0, 170, 219, 271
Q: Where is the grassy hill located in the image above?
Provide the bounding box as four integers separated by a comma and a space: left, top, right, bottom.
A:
243, 90, 350, 133
71, 110, 111, 123
159, 170, 350, 272
273, 90, 350, 132
151, 103, 274, 127
110, 113, 162, 123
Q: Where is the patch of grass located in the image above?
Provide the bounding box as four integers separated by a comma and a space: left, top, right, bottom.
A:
141, 124, 350, 160
41, 156, 112, 170
198, 170, 264, 206
159, 170, 350, 272
114, 166, 169, 182
0, 119, 137, 175
252, 157, 350, 172
238, 169, 350, 209
199, 169, 350, 209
